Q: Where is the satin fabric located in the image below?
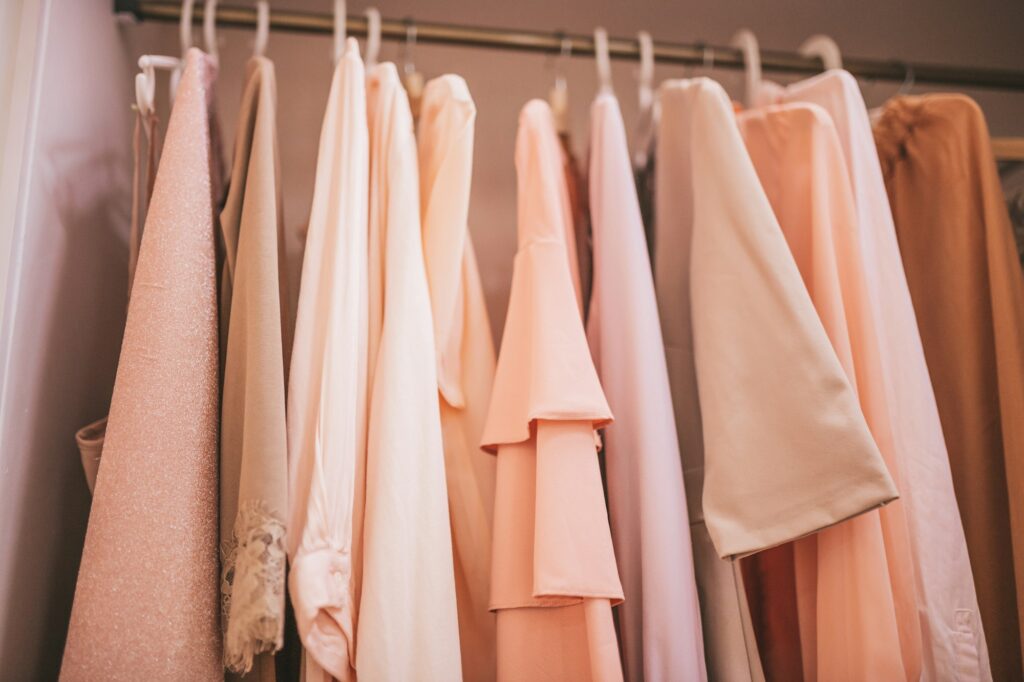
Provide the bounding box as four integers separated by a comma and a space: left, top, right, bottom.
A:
418, 74, 498, 682
285, 39, 368, 682
755, 71, 989, 682
61, 48, 223, 680
356, 62, 463, 681
739, 102, 919, 682
218, 56, 290, 679
482, 99, 624, 682
653, 78, 897, 682
875, 94, 1024, 682
586, 91, 706, 682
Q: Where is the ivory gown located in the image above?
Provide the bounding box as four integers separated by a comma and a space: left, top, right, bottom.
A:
653, 78, 898, 682
482, 99, 624, 682
586, 90, 706, 682
418, 74, 498, 682
61, 48, 223, 680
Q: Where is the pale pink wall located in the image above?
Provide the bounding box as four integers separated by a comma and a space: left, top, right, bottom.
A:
0, 0, 1022, 679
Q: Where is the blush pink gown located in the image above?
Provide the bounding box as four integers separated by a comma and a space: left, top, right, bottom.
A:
482, 99, 624, 682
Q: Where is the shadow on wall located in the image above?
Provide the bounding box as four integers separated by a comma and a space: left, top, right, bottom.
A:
0, 139, 130, 678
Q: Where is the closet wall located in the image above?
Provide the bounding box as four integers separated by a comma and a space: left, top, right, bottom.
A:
0, 0, 1021, 677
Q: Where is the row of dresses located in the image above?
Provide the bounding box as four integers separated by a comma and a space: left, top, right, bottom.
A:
58, 35, 1024, 682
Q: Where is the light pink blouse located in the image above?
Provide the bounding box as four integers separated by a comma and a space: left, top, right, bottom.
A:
586, 91, 706, 682
482, 99, 624, 682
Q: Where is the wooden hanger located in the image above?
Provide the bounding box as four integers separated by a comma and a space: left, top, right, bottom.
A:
993, 137, 1024, 162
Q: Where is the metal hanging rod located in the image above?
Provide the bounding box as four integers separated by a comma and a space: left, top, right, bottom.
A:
114, 0, 1024, 91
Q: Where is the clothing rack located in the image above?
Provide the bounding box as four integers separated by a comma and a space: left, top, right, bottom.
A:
114, 0, 1024, 92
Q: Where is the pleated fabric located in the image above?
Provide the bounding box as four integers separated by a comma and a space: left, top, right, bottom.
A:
755, 71, 989, 682
61, 48, 223, 680
653, 78, 898, 682
739, 101, 920, 682
875, 93, 1024, 682
418, 74, 498, 682
482, 99, 624, 682
586, 91, 706, 682
356, 62, 463, 682
285, 38, 368, 682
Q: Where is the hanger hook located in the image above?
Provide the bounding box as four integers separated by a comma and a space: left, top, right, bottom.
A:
594, 27, 612, 94
730, 28, 761, 108
798, 34, 842, 71
636, 31, 654, 111
180, 0, 195, 56
898, 62, 915, 95
203, 0, 219, 66
333, 0, 346, 65
698, 42, 714, 71
364, 8, 381, 68
552, 32, 571, 91
402, 18, 417, 76
252, 1, 269, 57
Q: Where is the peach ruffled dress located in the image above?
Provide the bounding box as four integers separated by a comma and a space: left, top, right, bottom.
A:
653, 78, 898, 682
418, 74, 498, 681
482, 99, 624, 682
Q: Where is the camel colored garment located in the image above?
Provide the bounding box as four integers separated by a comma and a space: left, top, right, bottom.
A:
357, 62, 462, 681
739, 102, 921, 682
418, 75, 498, 681
218, 56, 290, 678
285, 39, 368, 682
482, 99, 623, 682
61, 48, 222, 680
586, 91, 706, 682
653, 79, 897, 682
74, 109, 160, 493
875, 94, 1024, 682
756, 72, 989, 682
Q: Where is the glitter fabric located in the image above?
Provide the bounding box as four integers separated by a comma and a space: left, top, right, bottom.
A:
60, 48, 223, 680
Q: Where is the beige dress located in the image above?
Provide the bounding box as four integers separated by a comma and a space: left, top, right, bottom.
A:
219, 56, 290, 679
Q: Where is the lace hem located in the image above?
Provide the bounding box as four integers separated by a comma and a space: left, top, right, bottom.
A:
221, 499, 286, 674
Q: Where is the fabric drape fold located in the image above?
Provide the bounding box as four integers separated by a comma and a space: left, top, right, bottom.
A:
482, 99, 623, 682
218, 56, 290, 679
875, 93, 1024, 682
61, 48, 223, 680
285, 38, 368, 682
586, 91, 706, 682
418, 74, 498, 682
356, 62, 463, 682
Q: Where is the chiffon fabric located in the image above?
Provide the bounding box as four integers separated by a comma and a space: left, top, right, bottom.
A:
586, 91, 706, 682
61, 48, 223, 680
285, 38, 368, 682
218, 56, 290, 678
418, 74, 498, 682
875, 94, 1024, 682
482, 99, 624, 682
739, 102, 920, 682
356, 61, 462, 681
756, 71, 989, 682
653, 78, 898, 682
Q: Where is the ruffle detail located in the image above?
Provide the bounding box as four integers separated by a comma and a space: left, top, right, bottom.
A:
221, 499, 286, 673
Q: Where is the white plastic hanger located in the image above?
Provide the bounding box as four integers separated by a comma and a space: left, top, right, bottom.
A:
401, 19, 424, 117
730, 28, 761, 109
594, 27, 613, 95
798, 34, 842, 71
253, 1, 269, 57
548, 35, 571, 134
203, 0, 220, 66
633, 30, 658, 167
333, 0, 346, 65
135, 54, 182, 140
364, 8, 381, 68
170, 0, 195, 101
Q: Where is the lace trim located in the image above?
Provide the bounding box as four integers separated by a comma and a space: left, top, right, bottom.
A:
221, 499, 286, 674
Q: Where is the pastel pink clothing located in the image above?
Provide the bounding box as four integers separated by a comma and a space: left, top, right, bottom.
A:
482, 99, 624, 682
653, 78, 898, 681
756, 72, 990, 681
61, 48, 222, 680
586, 91, 706, 682
739, 102, 918, 681
419, 75, 498, 681
356, 62, 462, 681
286, 39, 368, 682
